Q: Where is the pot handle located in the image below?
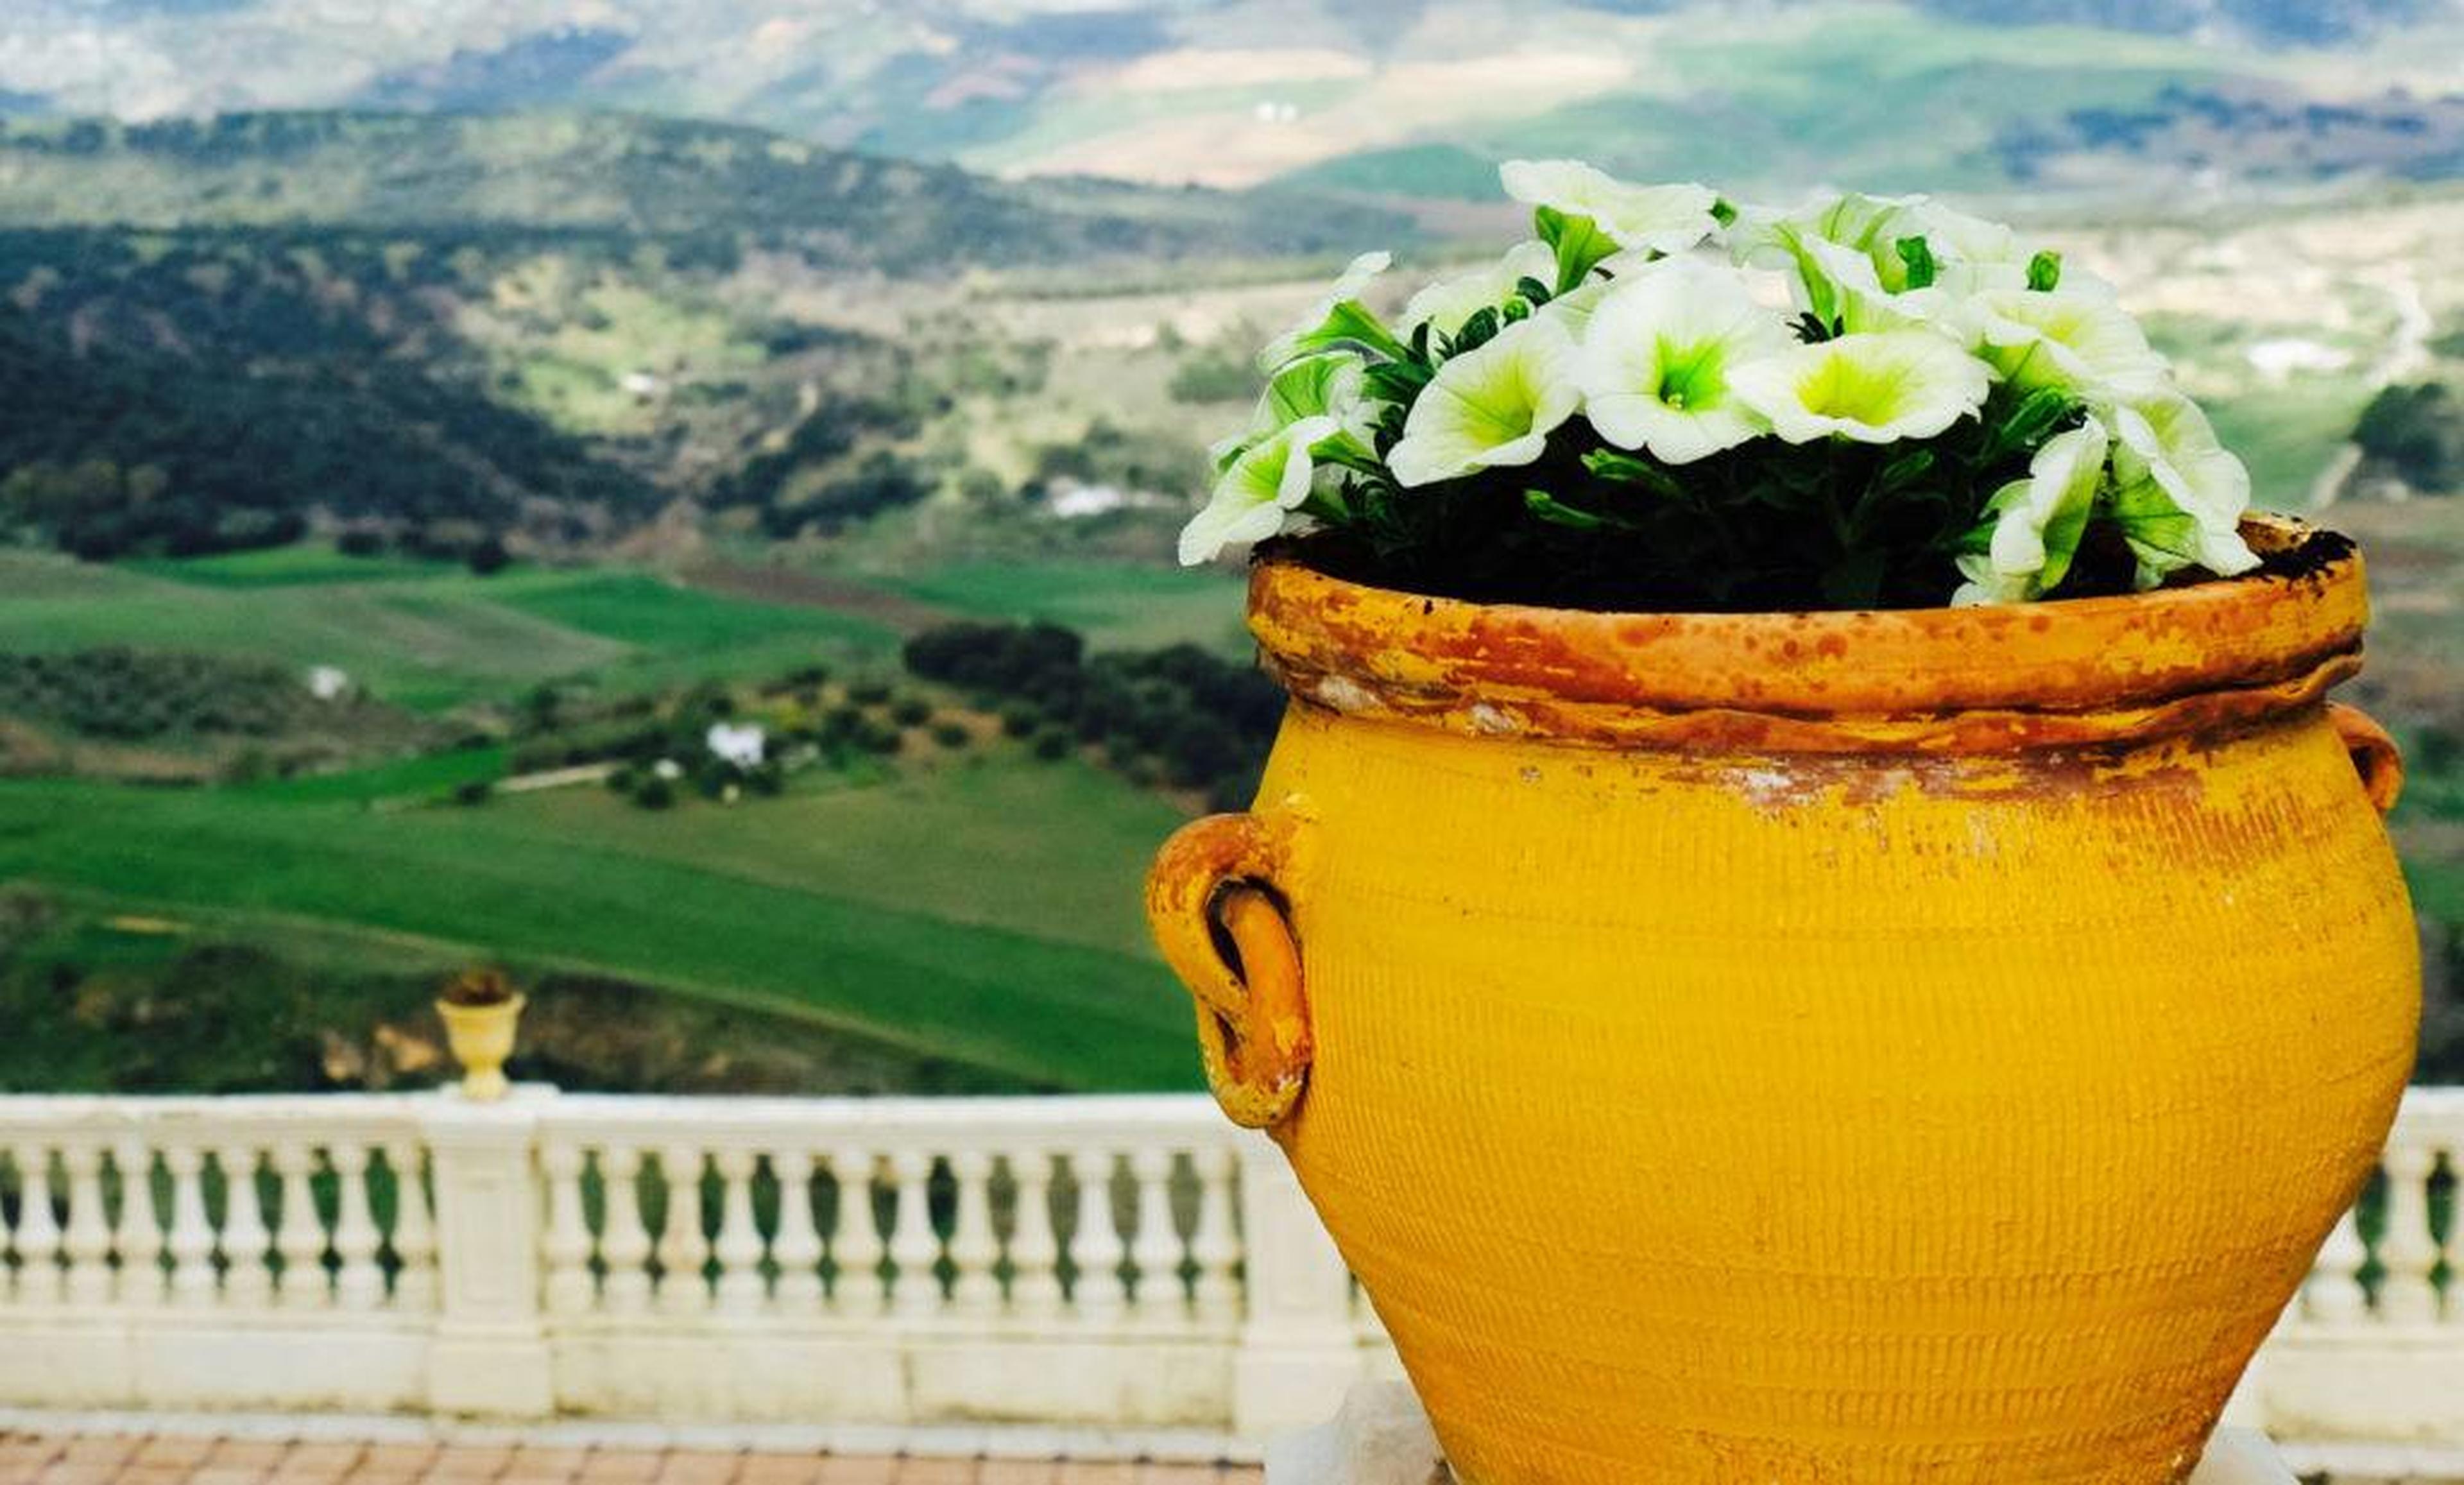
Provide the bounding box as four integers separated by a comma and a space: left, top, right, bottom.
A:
1145, 804, 1312, 1130
2328, 702, 2404, 816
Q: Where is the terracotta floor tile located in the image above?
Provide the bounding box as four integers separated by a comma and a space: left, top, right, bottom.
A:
815, 1457, 901, 1485
187, 1468, 278, 1485
284, 1443, 370, 1470
0, 1439, 64, 1473
891, 1459, 977, 1485
114, 1466, 198, 1485
59, 1436, 141, 1466
361, 1445, 443, 1472
1052, 1466, 1137, 1485
210, 1440, 293, 1468
425, 1443, 516, 1480
575, 1450, 665, 1484
973, 1462, 1057, 1485
345, 1473, 424, 1485
653, 1452, 743, 1485
1132, 1468, 1219, 1485
135, 1437, 219, 1468
37, 1465, 133, 1485
735, 1455, 830, 1485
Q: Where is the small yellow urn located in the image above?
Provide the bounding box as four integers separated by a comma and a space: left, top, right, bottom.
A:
1148, 518, 2417, 1484
435, 968, 526, 1103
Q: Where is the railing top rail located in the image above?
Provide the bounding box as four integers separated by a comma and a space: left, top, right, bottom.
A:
0, 1091, 436, 1138
2390, 1084, 2464, 1138
533, 1090, 1239, 1146
0, 1085, 2452, 1148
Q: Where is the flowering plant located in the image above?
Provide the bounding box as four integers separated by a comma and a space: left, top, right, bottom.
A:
1184, 161, 2262, 611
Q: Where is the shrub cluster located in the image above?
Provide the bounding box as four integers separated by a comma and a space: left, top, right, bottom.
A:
902, 621, 1281, 809
0, 648, 336, 741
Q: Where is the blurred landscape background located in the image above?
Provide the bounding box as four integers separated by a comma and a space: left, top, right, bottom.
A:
0, 0, 2459, 1097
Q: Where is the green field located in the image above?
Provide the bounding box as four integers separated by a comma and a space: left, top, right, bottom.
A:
0, 752, 1195, 1090
888, 560, 1249, 654
0, 545, 1219, 1092
0, 548, 900, 712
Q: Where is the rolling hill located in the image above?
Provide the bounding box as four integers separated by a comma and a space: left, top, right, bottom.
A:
1, 1, 2458, 198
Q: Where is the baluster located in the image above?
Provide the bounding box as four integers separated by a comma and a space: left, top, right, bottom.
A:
162, 1142, 218, 1305
1127, 1147, 1185, 1316
384, 1141, 436, 1310
599, 1145, 653, 1316
886, 1149, 943, 1320
2304, 1204, 2370, 1323
826, 1146, 884, 1316
1188, 1144, 1240, 1326
769, 1147, 823, 1310
540, 1143, 596, 1315
112, 1142, 164, 1305
656, 1146, 710, 1314
1006, 1149, 1063, 1322
2441, 1144, 2463, 1323
1069, 1146, 1127, 1321
12, 1142, 62, 1305
946, 1150, 1001, 1319
711, 1149, 767, 1315
60, 1141, 114, 1307
271, 1140, 327, 1308
216, 1144, 273, 1308
2377, 1140, 2442, 1323
328, 1143, 384, 1310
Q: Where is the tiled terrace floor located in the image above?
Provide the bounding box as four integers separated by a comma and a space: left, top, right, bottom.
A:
0, 1434, 1265, 1485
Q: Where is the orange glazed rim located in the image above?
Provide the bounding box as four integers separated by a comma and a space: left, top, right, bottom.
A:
1246, 515, 2369, 753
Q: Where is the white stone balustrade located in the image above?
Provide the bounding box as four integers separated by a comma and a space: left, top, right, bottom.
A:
0, 1086, 2458, 1457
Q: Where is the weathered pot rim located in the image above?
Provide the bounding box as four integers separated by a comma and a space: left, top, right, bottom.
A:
1247, 515, 2366, 753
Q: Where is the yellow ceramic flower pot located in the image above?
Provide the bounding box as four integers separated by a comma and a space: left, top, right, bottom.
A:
1147, 519, 2417, 1485
436, 993, 526, 1102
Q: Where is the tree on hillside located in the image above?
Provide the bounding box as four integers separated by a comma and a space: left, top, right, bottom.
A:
2354, 382, 2463, 494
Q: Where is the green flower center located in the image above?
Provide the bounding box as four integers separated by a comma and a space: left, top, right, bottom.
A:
1656, 338, 1726, 411
1796, 350, 1915, 425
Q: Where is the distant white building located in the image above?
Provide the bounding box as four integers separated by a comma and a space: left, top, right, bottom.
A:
2246, 338, 2353, 384
306, 665, 352, 701
706, 722, 767, 769
1048, 481, 1131, 519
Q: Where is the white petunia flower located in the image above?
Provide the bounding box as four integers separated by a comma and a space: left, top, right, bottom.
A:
2107, 391, 2259, 585
1727, 330, 1992, 445
1577, 259, 1793, 464
1211, 352, 1382, 468
1961, 289, 2171, 402
1387, 317, 1582, 488
1952, 419, 2109, 605
1401, 240, 1558, 341
1536, 276, 1616, 338
1734, 192, 2032, 332
1499, 160, 1720, 257
1259, 251, 1398, 370
1178, 415, 1340, 566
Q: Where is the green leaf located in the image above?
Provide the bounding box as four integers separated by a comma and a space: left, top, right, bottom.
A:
1442, 306, 1503, 358
1362, 361, 1432, 404
1894, 236, 1938, 291
1523, 489, 1645, 532
1710, 198, 1740, 227
1878, 449, 1937, 490
1993, 387, 2079, 456
2027, 250, 2064, 293
1536, 206, 1619, 295
1514, 275, 1555, 307
1582, 448, 1686, 499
